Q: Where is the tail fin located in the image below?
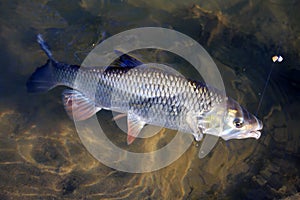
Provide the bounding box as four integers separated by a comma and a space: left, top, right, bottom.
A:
26, 59, 57, 93
26, 34, 57, 93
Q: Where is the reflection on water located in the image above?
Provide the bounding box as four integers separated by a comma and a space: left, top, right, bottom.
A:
0, 0, 299, 199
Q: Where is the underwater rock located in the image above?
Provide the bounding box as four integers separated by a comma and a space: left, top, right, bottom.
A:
268, 174, 282, 190
282, 193, 300, 200
252, 175, 267, 186
60, 174, 82, 195
268, 162, 280, 173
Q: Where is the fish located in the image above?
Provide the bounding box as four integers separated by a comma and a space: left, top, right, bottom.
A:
27, 34, 263, 157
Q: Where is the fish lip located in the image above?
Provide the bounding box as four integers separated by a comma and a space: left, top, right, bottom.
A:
250, 117, 263, 139
249, 130, 261, 139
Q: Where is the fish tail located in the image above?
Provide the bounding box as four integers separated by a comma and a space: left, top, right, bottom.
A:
26, 34, 58, 93
26, 59, 57, 93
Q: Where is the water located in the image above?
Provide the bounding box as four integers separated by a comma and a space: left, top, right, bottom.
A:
0, 0, 299, 199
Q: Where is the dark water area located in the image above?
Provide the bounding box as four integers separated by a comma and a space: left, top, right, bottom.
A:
0, 0, 299, 199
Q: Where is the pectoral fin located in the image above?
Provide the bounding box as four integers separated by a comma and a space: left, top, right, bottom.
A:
198, 134, 219, 159
62, 89, 101, 121
127, 111, 146, 144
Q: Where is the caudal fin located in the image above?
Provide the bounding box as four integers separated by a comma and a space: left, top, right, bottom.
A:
27, 34, 57, 93
26, 60, 57, 93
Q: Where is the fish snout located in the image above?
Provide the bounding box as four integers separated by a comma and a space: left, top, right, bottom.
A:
257, 118, 263, 130
249, 116, 263, 139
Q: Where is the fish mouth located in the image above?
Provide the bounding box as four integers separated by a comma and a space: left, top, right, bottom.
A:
249, 118, 263, 139
238, 116, 263, 140
249, 130, 261, 139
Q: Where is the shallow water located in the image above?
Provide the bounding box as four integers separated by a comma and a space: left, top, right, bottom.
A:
0, 0, 299, 199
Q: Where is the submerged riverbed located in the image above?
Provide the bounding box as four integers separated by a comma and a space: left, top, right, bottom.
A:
0, 0, 299, 199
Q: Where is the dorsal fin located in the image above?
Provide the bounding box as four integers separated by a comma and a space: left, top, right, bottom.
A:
113, 49, 143, 68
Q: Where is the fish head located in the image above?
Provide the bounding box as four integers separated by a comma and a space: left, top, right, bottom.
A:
219, 98, 263, 141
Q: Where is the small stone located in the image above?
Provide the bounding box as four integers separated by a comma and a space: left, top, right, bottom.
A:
260, 169, 272, 179
278, 185, 287, 194
253, 175, 267, 186
268, 163, 280, 173
282, 192, 300, 200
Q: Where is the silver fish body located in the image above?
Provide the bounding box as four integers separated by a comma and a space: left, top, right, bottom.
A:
62, 65, 224, 134
27, 35, 262, 148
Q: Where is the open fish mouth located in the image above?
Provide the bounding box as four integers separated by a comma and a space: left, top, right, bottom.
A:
248, 116, 263, 139
235, 130, 261, 140
250, 120, 263, 139
249, 130, 261, 139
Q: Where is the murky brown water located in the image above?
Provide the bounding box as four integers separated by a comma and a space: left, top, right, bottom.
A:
0, 0, 299, 199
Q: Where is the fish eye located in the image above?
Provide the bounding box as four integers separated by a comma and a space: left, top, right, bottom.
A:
233, 118, 244, 128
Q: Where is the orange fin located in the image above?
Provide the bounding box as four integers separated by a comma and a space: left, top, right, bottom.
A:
127, 111, 146, 144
